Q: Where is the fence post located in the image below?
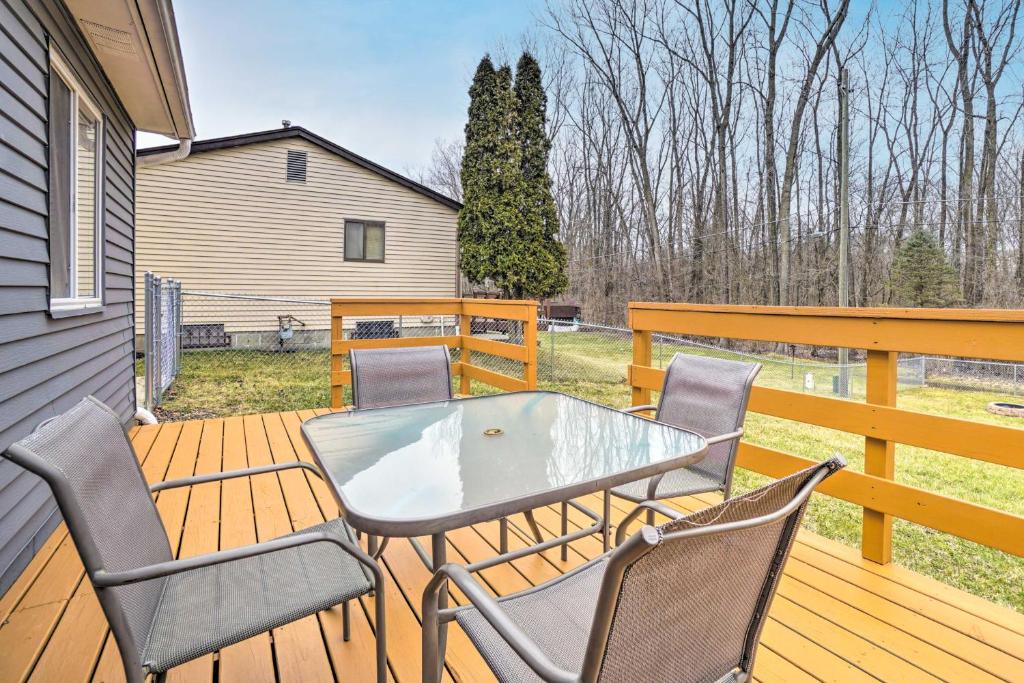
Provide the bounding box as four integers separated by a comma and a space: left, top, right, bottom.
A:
153, 275, 163, 406
174, 280, 183, 375
549, 323, 555, 382
144, 272, 154, 410
524, 303, 538, 390
330, 305, 344, 409
631, 326, 653, 407
459, 306, 472, 395
863, 350, 897, 564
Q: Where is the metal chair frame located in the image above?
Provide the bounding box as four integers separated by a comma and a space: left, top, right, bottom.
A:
3, 397, 387, 683
423, 457, 845, 683
586, 353, 761, 551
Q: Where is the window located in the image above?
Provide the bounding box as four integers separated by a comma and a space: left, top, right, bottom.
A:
286, 150, 307, 182
344, 220, 385, 262
48, 50, 103, 312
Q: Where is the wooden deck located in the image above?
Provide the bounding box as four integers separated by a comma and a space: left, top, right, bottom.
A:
2, 409, 1024, 683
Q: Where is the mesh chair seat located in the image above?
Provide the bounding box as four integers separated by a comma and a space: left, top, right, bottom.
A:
610, 466, 723, 502
455, 559, 607, 683
144, 518, 371, 673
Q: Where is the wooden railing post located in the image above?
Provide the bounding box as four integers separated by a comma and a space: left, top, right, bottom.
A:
330, 308, 344, 409
459, 307, 472, 395
863, 349, 897, 564
631, 328, 653, 407
523, 303, 538, 389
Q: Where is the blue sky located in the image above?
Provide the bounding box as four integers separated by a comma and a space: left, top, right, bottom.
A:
139, 1, 543, 170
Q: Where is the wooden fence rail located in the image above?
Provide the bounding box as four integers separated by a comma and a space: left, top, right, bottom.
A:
627, 302, 1024, 564
330, 298, 538, 408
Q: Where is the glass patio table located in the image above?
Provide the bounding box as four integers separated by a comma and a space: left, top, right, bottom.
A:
301, 391, 706, 563
302, 390, 706, 666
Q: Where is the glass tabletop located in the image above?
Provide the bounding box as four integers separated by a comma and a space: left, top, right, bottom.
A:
301, 391, 706, 536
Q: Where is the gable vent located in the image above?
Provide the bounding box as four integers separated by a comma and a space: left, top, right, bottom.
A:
286, 150, 307, 182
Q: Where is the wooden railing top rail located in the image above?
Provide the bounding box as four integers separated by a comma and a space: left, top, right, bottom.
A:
628, 302, 1024, 362
332, 298, 538, 305
331, 298, 540, 322
629, 302, 1024, 322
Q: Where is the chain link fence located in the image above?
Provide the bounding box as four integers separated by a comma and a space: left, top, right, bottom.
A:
142, 288, 527, 419
142, 272, 182, 410
140, 285, 1024, 419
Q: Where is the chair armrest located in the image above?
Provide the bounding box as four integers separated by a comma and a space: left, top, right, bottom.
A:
706, 428, 743, 446
423, 564, 579, 683
615, 501, 684, 546
151, 461, 324, 492
93, 527, 381, 588
622, 404, 657, 414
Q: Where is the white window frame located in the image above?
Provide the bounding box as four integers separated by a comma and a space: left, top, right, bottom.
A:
49, 48, 104, 313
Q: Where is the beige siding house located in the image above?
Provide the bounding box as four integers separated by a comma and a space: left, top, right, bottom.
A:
134, 126, 461, 342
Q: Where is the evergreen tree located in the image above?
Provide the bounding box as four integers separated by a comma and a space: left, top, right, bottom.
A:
514, 51, 568, 299
458, 58, 528, 297
458, 54, 567, 299
889, 230, 963, 307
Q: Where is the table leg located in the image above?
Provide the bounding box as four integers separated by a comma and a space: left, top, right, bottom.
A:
560, 501, 569, 561
603, 491, 611, 552
499, 517, 509, 554
432, 532, 448, 681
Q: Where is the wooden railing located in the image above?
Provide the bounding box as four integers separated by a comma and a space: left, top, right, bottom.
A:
330, 298, 538, 408
628, 302, 1024, 565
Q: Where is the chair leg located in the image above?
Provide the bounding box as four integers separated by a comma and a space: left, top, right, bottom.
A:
422, 594, 442, 683
646, 507, 655, 526
342, 600, 351, 642
367, 535, 378, 596
367, 561, 388, 683
523, 510, 544, 544
602, 490, 611, 552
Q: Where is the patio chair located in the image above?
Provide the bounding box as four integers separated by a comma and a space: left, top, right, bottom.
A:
3, 397, 386, 683
349, 344, 453, 409
423, 456, 845, 683
584, 352, 761, 551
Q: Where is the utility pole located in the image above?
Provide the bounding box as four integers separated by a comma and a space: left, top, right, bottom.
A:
838, 67, 851, 397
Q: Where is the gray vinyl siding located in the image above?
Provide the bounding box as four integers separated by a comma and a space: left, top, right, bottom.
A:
0, 0, 138, 595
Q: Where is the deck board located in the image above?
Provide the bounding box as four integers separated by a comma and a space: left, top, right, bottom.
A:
2, 411, 1023, 683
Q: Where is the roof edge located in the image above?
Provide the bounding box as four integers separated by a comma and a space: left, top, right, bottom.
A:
137, 126, 461, 210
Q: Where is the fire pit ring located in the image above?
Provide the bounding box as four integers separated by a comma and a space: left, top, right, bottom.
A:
987, 402, 1024, 418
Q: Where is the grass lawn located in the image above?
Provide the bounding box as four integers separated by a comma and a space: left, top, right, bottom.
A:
152, 333, 1024, 612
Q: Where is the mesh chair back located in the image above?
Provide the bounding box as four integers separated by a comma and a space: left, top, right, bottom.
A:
656, 353, 760, 493
4, 397, 172, 661
350, 345, 453, 409
596, 459, 841, 682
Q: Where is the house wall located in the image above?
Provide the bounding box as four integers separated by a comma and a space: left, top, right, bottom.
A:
0, 0, 138, 594
135, 137, 460, 338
